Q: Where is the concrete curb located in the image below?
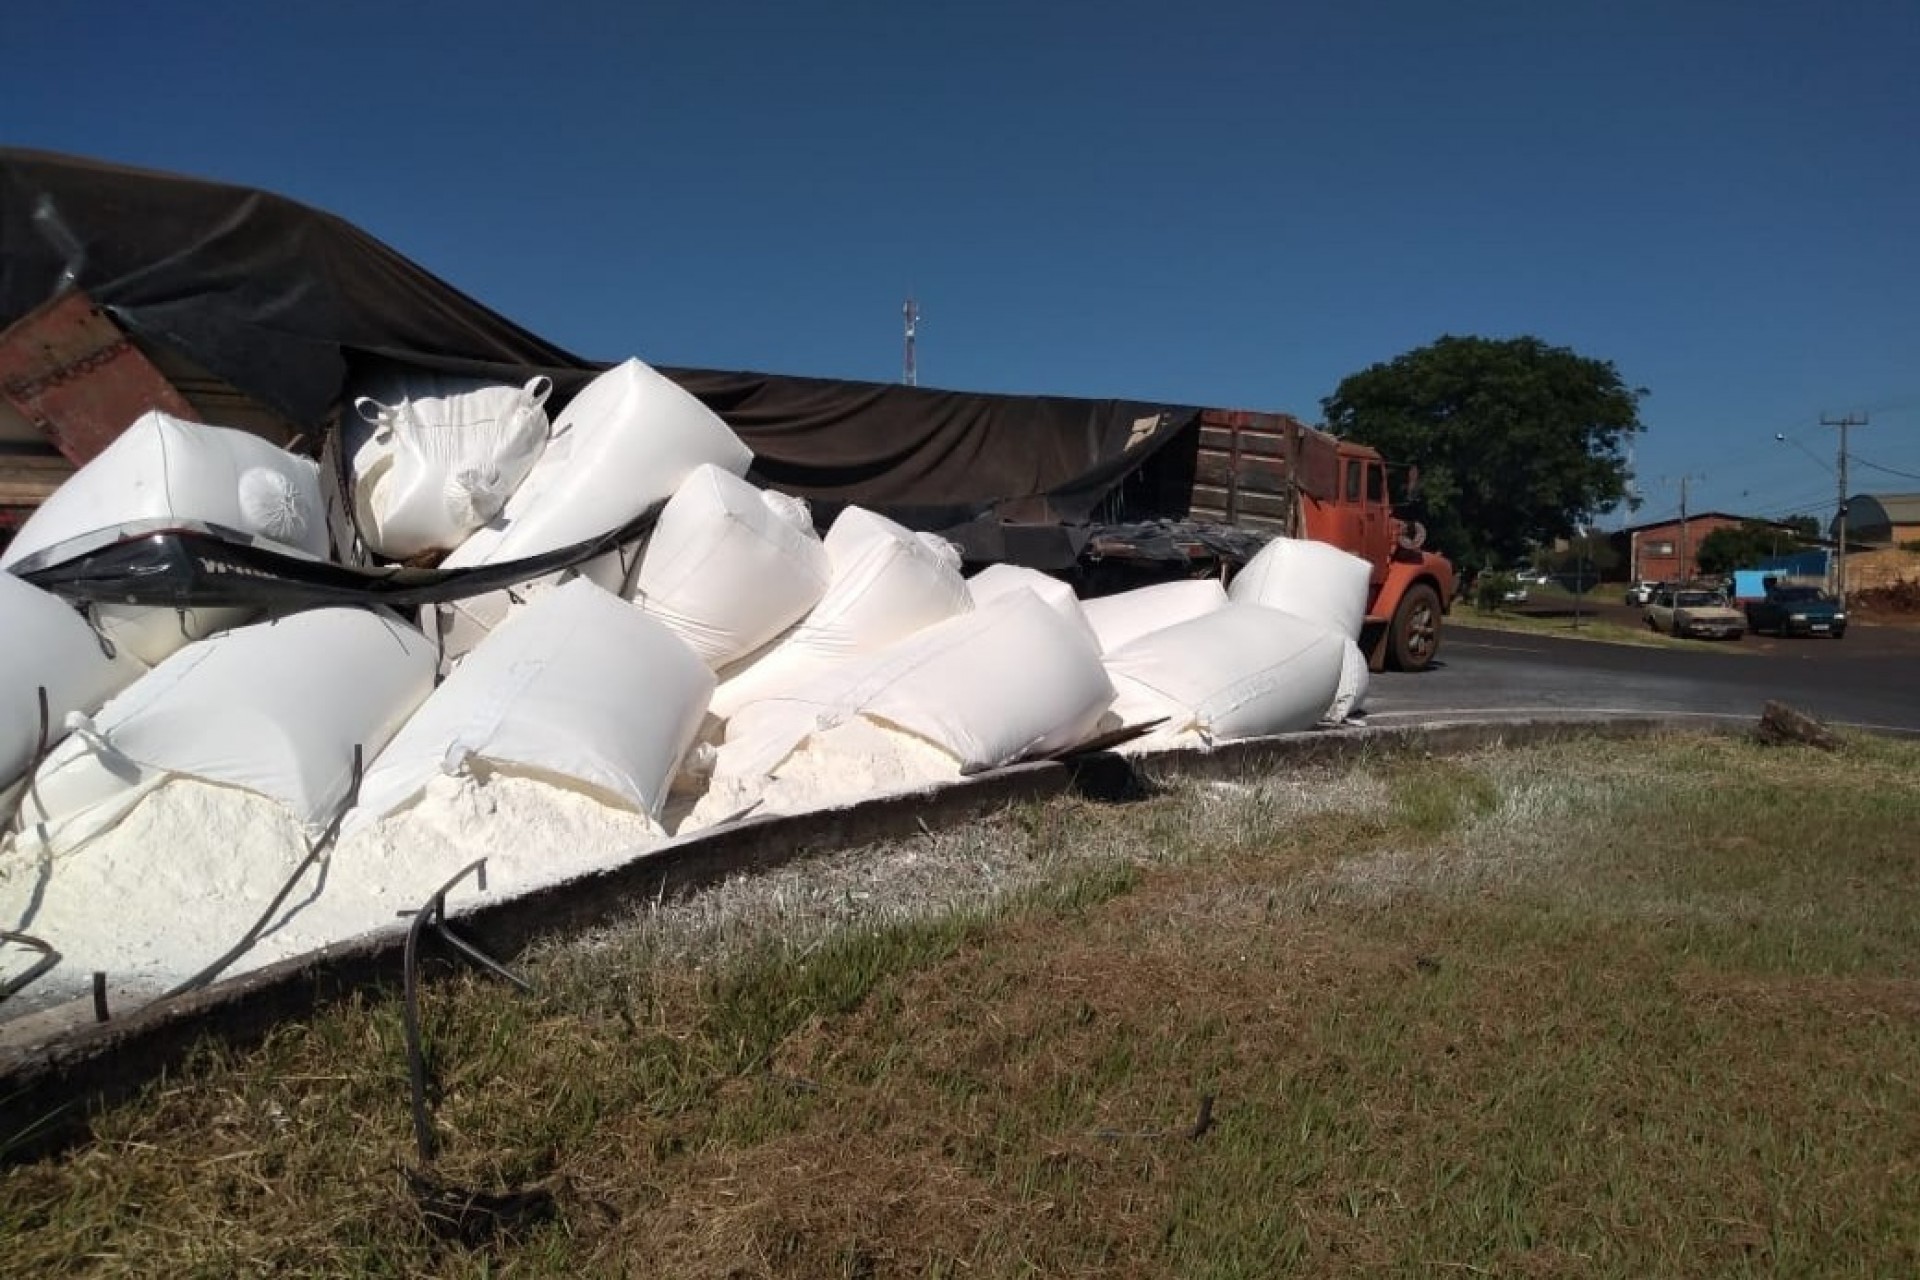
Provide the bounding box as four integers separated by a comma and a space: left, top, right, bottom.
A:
0, 712, 1723, 1161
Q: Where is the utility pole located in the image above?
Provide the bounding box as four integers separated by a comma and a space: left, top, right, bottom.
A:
1822, 412, 1867, 604
1678, 475, 1693, 583
902, 297, 918, 387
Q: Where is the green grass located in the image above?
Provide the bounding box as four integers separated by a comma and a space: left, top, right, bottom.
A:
1451, 606, 1715, 650
4, 733, 1919, 1276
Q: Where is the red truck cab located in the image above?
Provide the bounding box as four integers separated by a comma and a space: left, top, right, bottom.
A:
1192, 410, 1454, 670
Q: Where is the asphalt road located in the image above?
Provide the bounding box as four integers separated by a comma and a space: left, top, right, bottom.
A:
1366, 618, 1920, 736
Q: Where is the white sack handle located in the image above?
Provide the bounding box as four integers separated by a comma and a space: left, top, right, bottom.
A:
62, 710, 129, 762
353, 396, 404, 440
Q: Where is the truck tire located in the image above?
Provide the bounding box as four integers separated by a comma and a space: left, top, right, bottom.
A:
1388, 582, 1442, 671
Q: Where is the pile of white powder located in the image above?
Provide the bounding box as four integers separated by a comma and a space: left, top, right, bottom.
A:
680, 715, 963, 833
0, 769, 667, 1009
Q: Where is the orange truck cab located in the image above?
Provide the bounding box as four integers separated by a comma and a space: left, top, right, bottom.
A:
1190, 410, 1454, 671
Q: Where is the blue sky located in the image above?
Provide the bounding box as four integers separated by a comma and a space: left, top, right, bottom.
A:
7, 0, 1917, 529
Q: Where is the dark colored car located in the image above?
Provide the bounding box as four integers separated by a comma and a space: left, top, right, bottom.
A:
1744, 585, 1847, 638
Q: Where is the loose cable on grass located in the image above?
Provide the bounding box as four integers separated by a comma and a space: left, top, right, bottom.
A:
1092, 1092, 1216, 1142
399, 857, 536, 1157
399, 858, 554, 1244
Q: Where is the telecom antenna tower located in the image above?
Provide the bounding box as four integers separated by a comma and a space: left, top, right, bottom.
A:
902, 296, 918, 386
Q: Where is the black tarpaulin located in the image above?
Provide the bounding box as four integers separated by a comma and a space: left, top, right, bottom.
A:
0, 148, 587, 429
661, 367, 1196, 525
2, 149, 1203, 554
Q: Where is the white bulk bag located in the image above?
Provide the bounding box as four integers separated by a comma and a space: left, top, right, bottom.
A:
630, 465, 830, 668
0, 411, 328, 570
88, 602, 255, 669
0, 574, 145, 806
334, 366, 501, 562
1325, 639, 1370, 724
965, 563, 1100, 651
726, 588, 1113, 777
708, 506, 972, 720
1079, 578, 1229, 654
441, 358, 752, 570
350, 376, 552, 560
423, 542, 640, 673
348, 579, 713, 833
1104, 604, 1346, 746
15, 609, 436, 852
1226, 536, 1372, 641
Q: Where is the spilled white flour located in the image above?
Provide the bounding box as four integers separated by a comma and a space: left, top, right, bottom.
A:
0, 779, 309, 1007
261, 769, 666, 966
0, 770, 665, 1012
682, 715, 963, 833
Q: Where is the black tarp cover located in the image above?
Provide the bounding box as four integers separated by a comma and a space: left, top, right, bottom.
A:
1, 148, 1200, 558
0, 148, 584, 430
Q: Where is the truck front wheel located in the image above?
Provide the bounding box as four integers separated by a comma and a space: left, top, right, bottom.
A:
1389, 582, 1442, 671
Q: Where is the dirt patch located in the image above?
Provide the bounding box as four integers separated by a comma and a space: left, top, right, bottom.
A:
1855, 578, 1920, 621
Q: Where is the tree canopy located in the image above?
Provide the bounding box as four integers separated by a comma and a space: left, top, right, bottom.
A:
1321, 335, 1645, 568
1695, 520, 1818, 576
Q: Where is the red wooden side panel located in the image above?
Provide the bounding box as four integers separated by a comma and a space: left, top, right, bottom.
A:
0, 290, 200, 466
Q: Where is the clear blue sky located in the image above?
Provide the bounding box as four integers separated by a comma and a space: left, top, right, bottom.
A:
8, 0, 1917, 529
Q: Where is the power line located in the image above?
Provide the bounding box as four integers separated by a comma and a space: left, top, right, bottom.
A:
1853, 455, 1920, 483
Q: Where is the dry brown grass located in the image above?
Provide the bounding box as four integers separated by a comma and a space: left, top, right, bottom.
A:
3, 733, 1919, 1277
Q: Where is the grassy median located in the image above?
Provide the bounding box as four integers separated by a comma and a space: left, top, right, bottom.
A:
4, 731, 1919, 1277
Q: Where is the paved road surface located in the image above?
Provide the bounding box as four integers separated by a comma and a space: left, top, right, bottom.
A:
1367, 622, 1920, 736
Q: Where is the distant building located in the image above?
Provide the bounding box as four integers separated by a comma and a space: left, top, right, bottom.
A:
1833, 493, 1920, 548
1612, 511, 1799, 583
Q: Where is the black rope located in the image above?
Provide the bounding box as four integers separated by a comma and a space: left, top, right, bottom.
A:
431, 920, 532, 994
400, 858, 531, 1166
156, 744, 365, 1001
79, 604, 118, 661
0, 930, 62, 1003
24, 686, 50, 824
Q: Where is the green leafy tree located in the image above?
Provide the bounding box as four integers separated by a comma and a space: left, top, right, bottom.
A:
1780, 514, 1821, 542
1695, 521, 1815, 576
1542, 534, 1620, 577
1321, 335, 1645, 567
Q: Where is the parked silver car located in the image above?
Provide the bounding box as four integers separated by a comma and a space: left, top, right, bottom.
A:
1645, 587, 1744, 640
1623, 580, 1660, 607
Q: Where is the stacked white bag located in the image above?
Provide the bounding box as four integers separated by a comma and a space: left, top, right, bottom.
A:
347, 579, 714, 834
1325, 637, 1371, 724
709, 506, 973, 720
1226, 536, 1372, 640
1103, 604, 1348, 750
1222, 535, 1378, 725
0, 575, 146, 823
1079, 578, 1229, 653
0, 412, 329, 665
442, 358, 752, 569
723, 588, 1115, 780
428, 359, 755, 666
629, 464, 831, 669
13, 609, 437, 853
964, 563, 1100, 652
349, 376, 553, 560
